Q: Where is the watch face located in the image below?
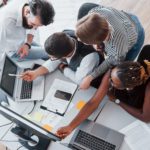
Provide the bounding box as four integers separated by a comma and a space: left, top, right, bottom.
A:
115, 99, 120, 104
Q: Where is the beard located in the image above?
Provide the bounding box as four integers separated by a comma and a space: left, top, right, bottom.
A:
22, 16, 33, 29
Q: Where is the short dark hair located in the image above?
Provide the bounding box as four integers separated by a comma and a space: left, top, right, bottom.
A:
44, 32, 74, 58
29, 0, 55, 25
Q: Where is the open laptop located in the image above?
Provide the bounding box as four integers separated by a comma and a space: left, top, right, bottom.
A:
0, 54, 45, 102
70, 120, 124, 150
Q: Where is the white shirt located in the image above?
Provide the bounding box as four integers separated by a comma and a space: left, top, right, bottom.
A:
0, 0, 36, 58
42, 48, 100, 84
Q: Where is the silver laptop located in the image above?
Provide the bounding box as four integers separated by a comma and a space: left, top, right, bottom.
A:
70, 120, 124, 150
0, 54, 45, 102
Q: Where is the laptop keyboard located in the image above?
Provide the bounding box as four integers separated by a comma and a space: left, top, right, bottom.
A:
20, 68, 33, 99
74, 130, 116, 150
20, 80, 33, 99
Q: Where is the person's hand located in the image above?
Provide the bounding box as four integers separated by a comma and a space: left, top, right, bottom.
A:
56, 125, 74, 139
21, 70, 38, 82
18, 44, 30, 59
58, 63, 68, 72
80, 75, 93, 90
2, 0, 7, 5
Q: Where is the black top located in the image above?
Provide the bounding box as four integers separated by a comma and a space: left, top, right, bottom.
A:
113, 78, 150, 109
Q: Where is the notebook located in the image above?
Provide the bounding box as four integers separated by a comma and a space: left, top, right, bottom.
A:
41, 79, 78, 116
120, 120, 150, 150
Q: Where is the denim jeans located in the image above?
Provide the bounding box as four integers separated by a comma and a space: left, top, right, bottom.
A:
11, 42, 49, 62
125, 14, 145, 60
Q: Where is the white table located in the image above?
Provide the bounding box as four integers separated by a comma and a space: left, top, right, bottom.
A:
0, 60, 106, 150
95, 101, 150, 150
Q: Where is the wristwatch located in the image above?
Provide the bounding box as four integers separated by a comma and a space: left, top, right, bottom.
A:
115, 99, 120, 104
25, 42, 31, 49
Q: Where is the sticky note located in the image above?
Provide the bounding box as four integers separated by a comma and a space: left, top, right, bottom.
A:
33, 112, 43, 122
43, 124, 53, 132
76, 100, 86, 110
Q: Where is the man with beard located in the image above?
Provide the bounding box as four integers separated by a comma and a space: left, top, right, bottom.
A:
0, 0, 8, 6
0, 0, 55, 103
0, 0, 55, 60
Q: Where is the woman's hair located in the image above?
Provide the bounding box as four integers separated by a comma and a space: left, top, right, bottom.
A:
76, 13, 109, 44
115, 61, 150, 88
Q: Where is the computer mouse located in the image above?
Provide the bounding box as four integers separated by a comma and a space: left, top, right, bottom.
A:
0, 101, 9, 107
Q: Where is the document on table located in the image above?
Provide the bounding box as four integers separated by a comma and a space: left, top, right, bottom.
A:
42, 78, 78, 115
120, 120, 150, 150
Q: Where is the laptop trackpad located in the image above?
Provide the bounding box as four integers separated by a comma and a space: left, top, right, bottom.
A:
91, 124, 110, 139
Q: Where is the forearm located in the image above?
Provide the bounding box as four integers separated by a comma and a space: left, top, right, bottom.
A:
69, 100, 99, 130
119, 102, 149, 122
90, 59, 110, 79
35, 66, 49, 76
26, 34, 34, 45
69, 71, 110, 129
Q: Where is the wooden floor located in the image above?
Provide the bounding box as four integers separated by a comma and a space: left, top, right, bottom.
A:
100, 0, 150, 44
38, 0, 150, 46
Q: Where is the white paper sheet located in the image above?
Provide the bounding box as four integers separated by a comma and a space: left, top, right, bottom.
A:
120, 120, 150, 150
42, 79, 77, 115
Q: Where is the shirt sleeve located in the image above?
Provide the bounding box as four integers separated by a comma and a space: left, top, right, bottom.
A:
42, 59, 61, 72
90, 36, 128, 78
64, 52, 100, 84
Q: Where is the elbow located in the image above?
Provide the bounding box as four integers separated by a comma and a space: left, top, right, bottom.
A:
139, 115, 150, 123
141, 117, 150, 123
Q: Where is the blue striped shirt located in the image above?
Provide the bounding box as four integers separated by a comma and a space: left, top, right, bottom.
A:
89, 5, 138, 78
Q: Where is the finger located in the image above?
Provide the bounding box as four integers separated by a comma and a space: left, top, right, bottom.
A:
56, 133, 67, 139
20, 52, 25, 59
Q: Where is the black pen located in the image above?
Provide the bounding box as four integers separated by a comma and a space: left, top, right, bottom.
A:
40, 106, 63, 116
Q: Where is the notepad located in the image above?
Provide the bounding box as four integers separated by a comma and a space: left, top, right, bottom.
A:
32, 112, 43, 122
42, 79, 78, 115
43, 124, 53, 132
76, 100, 86, 110
120, 120, 150, 150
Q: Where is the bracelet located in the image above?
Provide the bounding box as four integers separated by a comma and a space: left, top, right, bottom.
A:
24, 42, 31, 49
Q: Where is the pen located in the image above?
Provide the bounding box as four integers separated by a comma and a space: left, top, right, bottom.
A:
8, 74, 23, 77
40, 106, 63, 116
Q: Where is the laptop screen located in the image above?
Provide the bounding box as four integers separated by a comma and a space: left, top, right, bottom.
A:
0, 56, 17, 97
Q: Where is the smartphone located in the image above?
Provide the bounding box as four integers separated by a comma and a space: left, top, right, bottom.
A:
54, 90, 72, 101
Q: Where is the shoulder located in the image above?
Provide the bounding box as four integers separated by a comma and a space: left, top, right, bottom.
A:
81, 52, 99, 63
146, 80, 150, 89
145, 80, 150, 96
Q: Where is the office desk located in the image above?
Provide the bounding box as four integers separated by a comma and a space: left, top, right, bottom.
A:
95, 101, 150, 150
0, 60, 106, 150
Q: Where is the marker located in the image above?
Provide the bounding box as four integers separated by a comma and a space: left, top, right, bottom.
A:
8, 74, 23, 77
